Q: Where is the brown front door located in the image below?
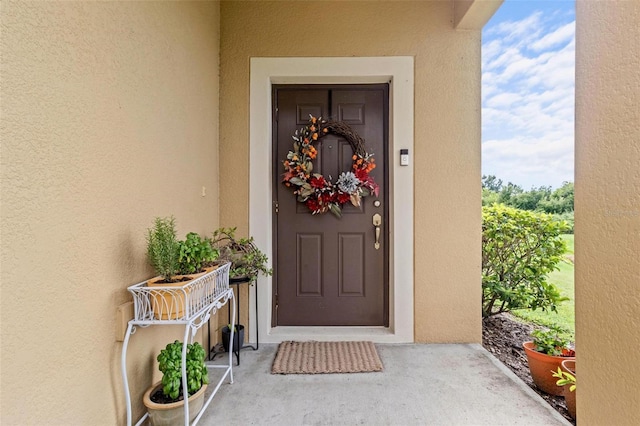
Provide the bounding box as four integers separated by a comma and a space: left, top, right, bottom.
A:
273, 85, 389, 326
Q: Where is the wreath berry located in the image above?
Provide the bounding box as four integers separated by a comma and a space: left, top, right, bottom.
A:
282, 116, 379, 217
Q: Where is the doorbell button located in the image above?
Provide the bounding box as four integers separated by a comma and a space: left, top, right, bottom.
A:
400, 149, 409, 166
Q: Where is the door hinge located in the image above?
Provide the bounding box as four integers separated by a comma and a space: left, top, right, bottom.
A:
275, 108, 279, 122
274, 201, 279, 214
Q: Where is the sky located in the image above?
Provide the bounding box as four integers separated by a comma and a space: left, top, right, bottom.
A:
482, 0, 575, 190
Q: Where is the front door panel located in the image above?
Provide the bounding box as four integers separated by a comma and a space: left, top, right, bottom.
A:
274, 85, 389, 326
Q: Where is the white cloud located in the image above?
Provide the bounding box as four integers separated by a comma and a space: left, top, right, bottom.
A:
482, 5, 575, 188
483, 47, 521, 71
482, 39, 503, 64
485, 92, 521, 108
482, 135, 574, 188
531, 22, 575, 51
487, 11, 544, 42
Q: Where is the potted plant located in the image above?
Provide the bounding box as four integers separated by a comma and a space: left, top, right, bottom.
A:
143, 340, 209, 425
210, 227, 272, 283
221, 323, 245, 353
210, 228, 271, 352
553, 359, 576, 419
523, 328, 575, 395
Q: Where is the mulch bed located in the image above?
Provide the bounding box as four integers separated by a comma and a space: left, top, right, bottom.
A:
482, 313, 575, 425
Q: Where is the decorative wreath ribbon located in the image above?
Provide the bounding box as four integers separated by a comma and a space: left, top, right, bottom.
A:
281, 116, 379, 217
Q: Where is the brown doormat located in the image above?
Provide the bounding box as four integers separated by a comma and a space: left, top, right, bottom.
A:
271, 341, 383, 374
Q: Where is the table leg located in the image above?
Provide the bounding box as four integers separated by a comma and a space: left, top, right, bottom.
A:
255, 281, 259, 350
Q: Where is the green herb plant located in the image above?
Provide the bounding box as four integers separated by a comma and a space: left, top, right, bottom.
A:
157, 340, 209, 401
177, 232, 218, 275
147, 216, 180, 282
531, 328, 574, 356
552, 367, 576, 392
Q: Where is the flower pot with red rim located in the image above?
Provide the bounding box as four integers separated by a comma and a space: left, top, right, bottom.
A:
523, 341, 575, 395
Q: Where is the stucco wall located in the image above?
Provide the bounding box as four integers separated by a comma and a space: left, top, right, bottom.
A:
220, 0, 482, 342
575, 2, 640, 425
1, 2, 220, 424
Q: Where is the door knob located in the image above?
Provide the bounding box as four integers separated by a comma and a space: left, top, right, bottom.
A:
372, 213, 382, 250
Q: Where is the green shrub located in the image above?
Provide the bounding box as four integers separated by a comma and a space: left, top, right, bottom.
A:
482, 205, 568, 317
551, 211, 574, 234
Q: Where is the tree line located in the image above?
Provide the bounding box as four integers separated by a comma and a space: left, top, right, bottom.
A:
482, 175, 574, 232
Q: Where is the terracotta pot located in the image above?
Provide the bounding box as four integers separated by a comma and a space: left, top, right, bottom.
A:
523, 341, 575, 395
143, 381, 207, 426
146, 276, 193, 320
561, 359, 576, 420
183, 264, 221, 280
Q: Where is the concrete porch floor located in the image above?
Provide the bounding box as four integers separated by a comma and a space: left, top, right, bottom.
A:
199, 343, 570, 426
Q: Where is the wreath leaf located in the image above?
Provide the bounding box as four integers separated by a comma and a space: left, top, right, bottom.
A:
300, 188, 314, 198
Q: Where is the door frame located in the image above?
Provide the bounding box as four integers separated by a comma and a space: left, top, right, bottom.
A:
249, 57, 414, 343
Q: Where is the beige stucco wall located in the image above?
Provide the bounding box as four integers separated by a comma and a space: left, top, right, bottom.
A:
575, 2, 640, 425
220, 0, 482, 342
1, 1, 220, 424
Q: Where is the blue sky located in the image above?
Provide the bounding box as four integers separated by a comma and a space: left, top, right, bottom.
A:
482, 0, 575, 189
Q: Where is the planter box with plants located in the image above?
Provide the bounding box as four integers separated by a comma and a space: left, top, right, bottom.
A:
523, 328, 575, 396
142, 216, 227, 320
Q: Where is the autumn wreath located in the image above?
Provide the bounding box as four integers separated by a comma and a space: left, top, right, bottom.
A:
282, 116, 379, 217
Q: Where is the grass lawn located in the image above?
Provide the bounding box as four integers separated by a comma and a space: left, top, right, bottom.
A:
560, 234, 574, 254
512, 234, 575, 341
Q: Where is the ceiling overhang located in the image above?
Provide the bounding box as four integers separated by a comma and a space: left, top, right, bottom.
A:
454, 0, 504, 30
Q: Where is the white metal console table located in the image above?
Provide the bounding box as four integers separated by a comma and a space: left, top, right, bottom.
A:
121, 262, 236, 426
